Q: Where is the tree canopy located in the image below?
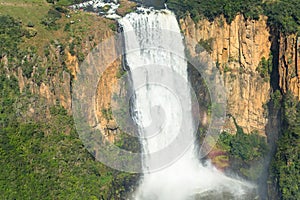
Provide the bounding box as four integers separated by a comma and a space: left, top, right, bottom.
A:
167, 0, 300, 34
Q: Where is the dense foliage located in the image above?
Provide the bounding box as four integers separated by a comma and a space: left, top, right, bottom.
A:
167, 0, 263, 22
41, 9, 63, 30
217, 118, 268, 180
271, 93, 300, 199
256, 54, 273, 82
0, 98, 137, 199
0, 16, 24, 58
167, 0, 300, 34
219, 130, 267, 162
264, 0, 300, 34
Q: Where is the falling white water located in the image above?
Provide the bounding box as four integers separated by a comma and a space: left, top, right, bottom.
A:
119, 8, 256, 200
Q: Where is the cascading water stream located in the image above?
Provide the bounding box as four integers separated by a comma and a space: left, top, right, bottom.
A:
119, 7, 256, 200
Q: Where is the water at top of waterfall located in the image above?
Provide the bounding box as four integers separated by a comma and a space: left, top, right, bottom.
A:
119, 7, 257, 200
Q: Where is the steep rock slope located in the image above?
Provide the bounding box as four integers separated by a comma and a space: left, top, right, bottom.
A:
181, 14, 271, 135
278, 34, 300, 100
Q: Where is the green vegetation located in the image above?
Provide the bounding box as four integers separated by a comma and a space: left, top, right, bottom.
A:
102, 107, 113, 121
0, 16, 39, 78
0, 1, 136, 198
116, 0, 137, 17
108, 23, 117, 31
219, 129, 267, 162
0, 15, 24, 58
256, 54, 273, 82
271, 92, 300, 199
0, 101, 138, 199
223, 64, 231, 73
167, 0, 300, 34
195, 38, 213, 54
217, 117, 268, 180
116, 67, 126, 79
0, 0, 114, 56
167, 0, 263, 23
0, 0, 53, 52
41, 8, 62, 30
114, 131, 140, 153
264, 0, 300, 34
271, 90, 282, 109
0, 34, 126, 196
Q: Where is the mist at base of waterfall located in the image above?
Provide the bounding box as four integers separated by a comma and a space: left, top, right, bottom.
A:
132, 149, 256, 200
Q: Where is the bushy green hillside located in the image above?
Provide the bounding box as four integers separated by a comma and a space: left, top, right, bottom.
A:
0, 2, 137, 199
167, 0, 300, 34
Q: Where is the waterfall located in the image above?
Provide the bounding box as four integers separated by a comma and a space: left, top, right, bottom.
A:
119, 7, 255, 200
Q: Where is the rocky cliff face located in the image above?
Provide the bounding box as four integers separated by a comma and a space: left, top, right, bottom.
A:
15, 24, 119, 126
12, 9, 133, 146
278, 34, 300, 100
180, 14, 272, 136
96, 58, 123, 143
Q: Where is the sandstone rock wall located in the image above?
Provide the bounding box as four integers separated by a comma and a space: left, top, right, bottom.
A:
278, 34, 300, 100
180, 14, 272, 135
96, 59, 122, 143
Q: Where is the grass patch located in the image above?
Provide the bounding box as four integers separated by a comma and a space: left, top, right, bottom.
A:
0, 1, 56, 54
0, 0, 113, 55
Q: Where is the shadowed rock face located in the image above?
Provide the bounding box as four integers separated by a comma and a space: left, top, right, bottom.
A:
278, 34, 300, 100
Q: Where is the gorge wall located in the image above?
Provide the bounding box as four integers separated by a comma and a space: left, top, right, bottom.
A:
180, 14, 300, 136
278, 34, 300, 100
180, 14, 300, 199
17, 4, 299, 152
16, 22, 124, 143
